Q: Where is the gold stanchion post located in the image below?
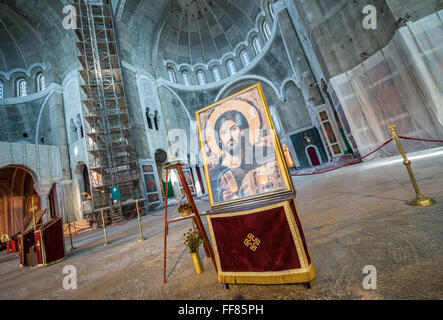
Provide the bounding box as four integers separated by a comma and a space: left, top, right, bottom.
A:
389, 124, 436, 207
67, 217, 76, 252
136, 199, 146, 242
101, 209, 111, 246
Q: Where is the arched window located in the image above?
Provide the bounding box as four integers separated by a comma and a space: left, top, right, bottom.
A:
212, 66, 222, 82
253, 37, 263, 55
40, 136, 45, 145
196, 70, 207, 85
181, 71, 191, 86
77, 114, 84, 138
146, 108, 153, 129
226, 59, 236, 76
240, 50, 250, 67
263, 21, 272, 40
0, 81, 4, 99
70, 118, 78, 143
269, 1, 275, 19
154, 111, 159, 131
17, 78, 27, 97
37, 72, 46, 91
167, 68, 176, 84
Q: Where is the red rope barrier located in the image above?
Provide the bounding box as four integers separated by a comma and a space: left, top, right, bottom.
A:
111, 209, 138, 226
399, 136, 443, 143
118, 195, 186, 221
291, 138, 394, 177
140, 207, 164, 217
66, 228, 91, 236
63, 225, 92, 237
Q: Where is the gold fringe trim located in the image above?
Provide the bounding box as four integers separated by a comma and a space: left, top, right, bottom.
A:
38, 256, 66, 268
218, 263, 316, 285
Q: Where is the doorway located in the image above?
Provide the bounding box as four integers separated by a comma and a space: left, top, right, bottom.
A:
306, 145, 322, 167
0, 166, 40, 237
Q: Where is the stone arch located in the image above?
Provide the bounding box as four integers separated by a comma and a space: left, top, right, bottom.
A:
0, 164, 40, 194
0, 165, 41, 236
74, 162, 91, 199
215, 76, 283, 102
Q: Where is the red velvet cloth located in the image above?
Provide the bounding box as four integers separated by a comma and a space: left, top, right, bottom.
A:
38, 218, 65, 265
211, 206, 302, 272
6, 240, 17, 254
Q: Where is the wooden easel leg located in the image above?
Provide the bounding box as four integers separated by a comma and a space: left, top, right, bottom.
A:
163, 229, 167, 284
203, 241, 210, 258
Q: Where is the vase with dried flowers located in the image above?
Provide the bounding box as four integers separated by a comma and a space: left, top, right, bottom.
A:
177, 203, 193, 217
183, 229, 204, 274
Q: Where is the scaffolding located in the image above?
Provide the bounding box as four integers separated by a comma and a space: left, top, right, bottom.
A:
73, 0, 141, 221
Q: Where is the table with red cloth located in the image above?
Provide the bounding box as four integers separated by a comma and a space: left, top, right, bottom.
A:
18, 217, 65, 267
207, 199, 315, 285
34, 217, 65, 266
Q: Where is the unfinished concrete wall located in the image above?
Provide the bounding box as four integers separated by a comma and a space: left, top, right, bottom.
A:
293, 0, 397, 79
0, 88, 70, 181
292, 0, 442, 80
0, 100, 43, 144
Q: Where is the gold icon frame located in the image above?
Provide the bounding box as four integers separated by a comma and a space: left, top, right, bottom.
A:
196, 82, 295, 209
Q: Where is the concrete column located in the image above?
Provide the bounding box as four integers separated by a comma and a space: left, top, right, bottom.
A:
276, 6, 331, 162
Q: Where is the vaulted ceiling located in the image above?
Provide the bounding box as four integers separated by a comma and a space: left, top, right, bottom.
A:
0, 0, 77, 77
0, 0, 266, 77
0, 4, 43, 71
157, 0, 262, 65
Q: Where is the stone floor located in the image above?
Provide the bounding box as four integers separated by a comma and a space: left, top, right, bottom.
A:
0, 147, 442, 300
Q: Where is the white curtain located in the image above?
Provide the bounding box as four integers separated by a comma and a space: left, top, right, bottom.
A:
330, 10, 443, 160
56, 181, 83, 223
9, 197, 25, 236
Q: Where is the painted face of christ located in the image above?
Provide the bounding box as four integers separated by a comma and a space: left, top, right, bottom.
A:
215, 111, 249, 167
219, 120, 241, 155
197, 84, 293, 206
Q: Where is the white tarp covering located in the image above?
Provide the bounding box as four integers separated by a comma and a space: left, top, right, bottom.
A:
0, 142, 63, 189
56, 180, 83, 223
330, 11, 443, 159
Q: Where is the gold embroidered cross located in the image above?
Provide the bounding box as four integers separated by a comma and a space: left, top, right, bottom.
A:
244, 233, 260, 251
